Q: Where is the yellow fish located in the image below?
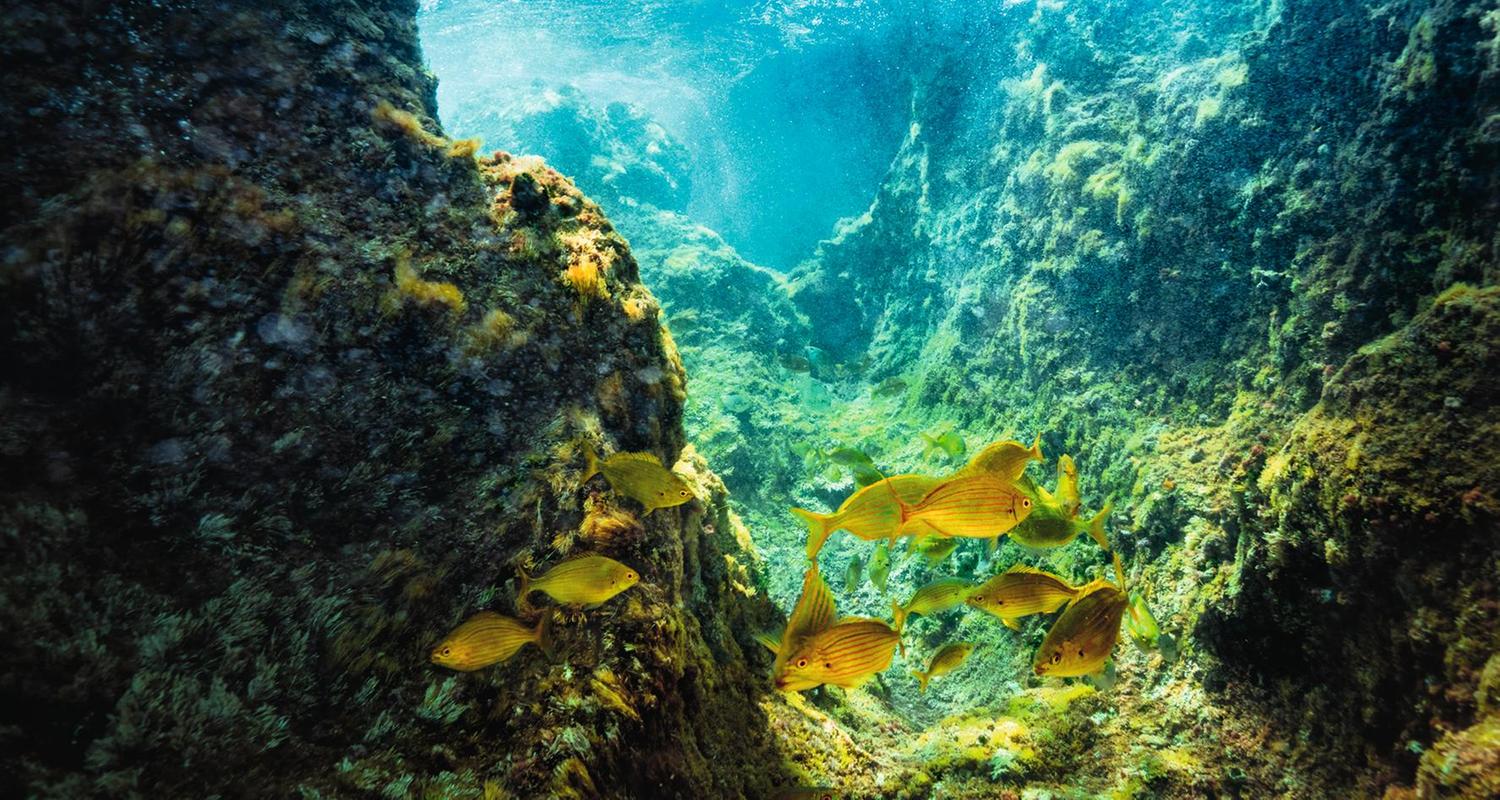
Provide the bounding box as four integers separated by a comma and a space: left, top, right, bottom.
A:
966, 564, 1082, 630
868, 540, 891, 594
772, 564, 838, 679
584, 445, 693, 514
911, 641, 974, 692
1009, 474, 1111, 551
891, 577, 974, 636
912, 535, 960, 565
953, 434, 1043, 482
1034, 554, 1129, 678
1056, 454, 1081, 517
1125, 592, 1161, 650
520, 554, 639, 607
775, 618, 901, 692
920, 430, 966, 459
430, 611, 552, 671
791, 474, 941, 558
893, 474, 1034, 543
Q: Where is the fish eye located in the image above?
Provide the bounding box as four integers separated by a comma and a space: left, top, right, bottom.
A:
441, 647, 451, 657
1050, 652, 1061, 664
627, 571, 637, 581
972, 595, 983, 602
1022, 498, 1032, 508
1077, 648, 1086, 658
679, 490, 689, 497
796, 658, 808, 668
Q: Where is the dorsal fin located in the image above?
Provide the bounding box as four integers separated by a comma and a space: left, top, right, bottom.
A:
773, 565, 837, 676
608, 451, 667, 467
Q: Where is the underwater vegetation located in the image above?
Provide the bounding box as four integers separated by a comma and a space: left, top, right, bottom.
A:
0, 0, 1497, 798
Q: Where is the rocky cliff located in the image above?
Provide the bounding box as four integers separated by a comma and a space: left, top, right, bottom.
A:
0, 2, 787, 797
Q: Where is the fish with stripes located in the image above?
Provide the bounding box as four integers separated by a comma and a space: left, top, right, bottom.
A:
951, 434, 1043, 482
890, 473, 1035, 545
774, 618, 902, 692
891, 577, 974, 636
430, 611, 553, 671
770, 564, 838, 679
966, 564, 1082, 630
911, 641, 974, 692
1034, 553, 1130, 678
789, 474, 942, 558
769, 564, 900, 691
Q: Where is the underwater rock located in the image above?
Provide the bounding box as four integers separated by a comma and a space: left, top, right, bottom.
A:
0, 1, 788, 797
1207, 284, 1500, 781
509, 170, 550, 214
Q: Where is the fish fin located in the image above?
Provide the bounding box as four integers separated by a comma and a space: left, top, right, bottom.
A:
1113, 550, 1126, 592
912, 670, 930, 693
534, 610, 554, 659
987, 535, 999, 555
517, 567, 533, 612
1085, 499, 1113, 551
920, 433, 941, 459
582, 443, 601, 482
1004, 563, 1044, 575
1002, 617, 1021, 631
753, 630, 782, 655
1029, 432, 1044, 462
891, 601, 907, 636
882, 475, 910, 525
791, 507, 834, 559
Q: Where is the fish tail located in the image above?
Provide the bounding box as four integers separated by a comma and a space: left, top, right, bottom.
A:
517, 566, 533, 611
912, 670, 930, 693
791, 507, 834, 558
1085, 499, 1113, 551
1113, 551, 1127, 592
883, 475, 911, 531
534, 610, 554, 659
920, 433, 938, 458
582, 442, 601, 482
891, 601, 908, 636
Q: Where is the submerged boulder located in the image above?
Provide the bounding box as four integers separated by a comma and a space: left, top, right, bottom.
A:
0, 1, 784, 797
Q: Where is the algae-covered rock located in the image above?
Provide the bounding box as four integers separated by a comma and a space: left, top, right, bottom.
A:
0, 1, 785, 797
1206, 284, 1500, 778
1416, 713, 1500, 799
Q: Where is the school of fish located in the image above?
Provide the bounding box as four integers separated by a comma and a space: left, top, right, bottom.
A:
776, 435, 1174, 698
419, 436, 1174, 796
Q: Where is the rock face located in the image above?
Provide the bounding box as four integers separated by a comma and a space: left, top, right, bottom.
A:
731, 0, 1500, 793
0, 2, 784, 797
